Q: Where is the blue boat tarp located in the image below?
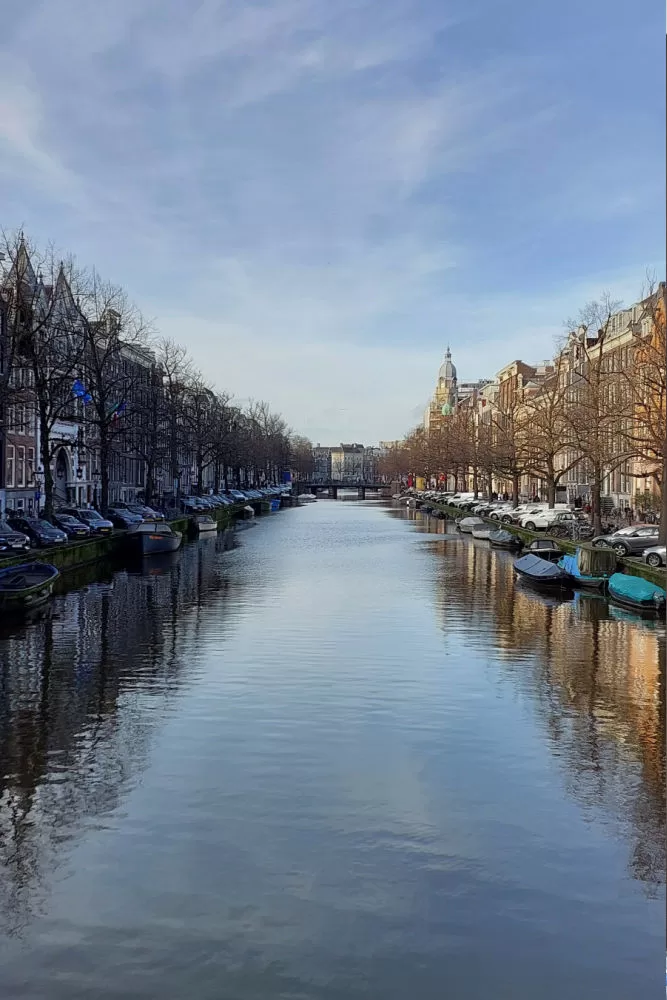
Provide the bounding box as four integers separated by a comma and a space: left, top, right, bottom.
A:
514, 553, 569, 581
608, 573, 665, 609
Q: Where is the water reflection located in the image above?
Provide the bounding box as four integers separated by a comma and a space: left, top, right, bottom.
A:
415, 509, 666, 894
0, 503, 662, 1000
0, 532, 242, 936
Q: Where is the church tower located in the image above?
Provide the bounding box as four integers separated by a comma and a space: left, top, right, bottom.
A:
424, 346, 459, 432
435, 346, 457, 415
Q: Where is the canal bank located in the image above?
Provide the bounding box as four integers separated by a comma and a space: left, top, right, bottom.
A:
0, 498, 662, 1000
0, 501, 254, 573
427, 500, 666, 588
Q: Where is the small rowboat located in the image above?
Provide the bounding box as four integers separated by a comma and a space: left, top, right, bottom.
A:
607, 573, 666, 616
0, 562, 59, 611
489, 529, 522, 550
459, 516, 485, 533
471, 524, 492, 540
513, 553, 573, 591
194, 514, 218, 534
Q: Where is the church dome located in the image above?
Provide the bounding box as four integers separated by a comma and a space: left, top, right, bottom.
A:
438, 347, 456, 382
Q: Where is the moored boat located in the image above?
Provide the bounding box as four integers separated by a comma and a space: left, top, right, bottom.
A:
607, 573, 666, 616
471, 524, 493, 540
526, 538, 562, 562
558, 545, 617, 590
0, 562, 59, 611
298, 493, 317, 503
489, 529, 522, 550
513, 552, 573, 591
459, 516, 485, 533
193, 514, 218, 534
127, 521, 182, 555
269, 498, 281, 512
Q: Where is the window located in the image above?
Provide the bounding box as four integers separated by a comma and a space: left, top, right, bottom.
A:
17, 446, 25, 488
6, 445, 14, 488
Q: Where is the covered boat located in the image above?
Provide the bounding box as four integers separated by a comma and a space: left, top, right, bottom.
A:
0, 562, 59, 611
459, 516, 485, 533
127, 520, 182, 555
298, 493, 317, 503
513, 552, 573, 591
558, 545, 617, 590
489, 529, 522, 550
471, 524, 493, 540
607, 573, 666, 616
193, 514, 218, 534
526, 538, 562, 562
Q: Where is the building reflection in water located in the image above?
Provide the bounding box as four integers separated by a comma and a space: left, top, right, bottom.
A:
0, 532, 241, 936
416, 510, 666, 896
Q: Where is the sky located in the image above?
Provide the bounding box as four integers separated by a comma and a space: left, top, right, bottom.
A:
1, 0, 664, 445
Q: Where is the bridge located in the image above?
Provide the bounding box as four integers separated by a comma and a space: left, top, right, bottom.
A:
293, 481, 394, 500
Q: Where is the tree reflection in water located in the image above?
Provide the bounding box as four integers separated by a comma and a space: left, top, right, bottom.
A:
0, 533, 239, 936
419, 512, 666, 897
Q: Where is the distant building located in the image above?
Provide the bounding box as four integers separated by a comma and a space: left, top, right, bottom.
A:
311, 443, 380, 482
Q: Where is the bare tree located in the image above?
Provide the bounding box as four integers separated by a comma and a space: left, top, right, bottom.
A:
289, 435, 314, 482
565, 293, 634, 534
154, 338, 194, 502
78, 273, 153, 513
522, 354, 582, 508
622, 279, 666, 540
0, 234, 89, 516
489, 394, 532, 506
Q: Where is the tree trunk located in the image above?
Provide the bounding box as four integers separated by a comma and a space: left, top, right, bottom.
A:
40, 409, 54, 518
145, 459, 154, 506
100, 424, 110, 514
512, 472, 519, 507
546, 458, 556, 508
660, 450, 667, 544
472, 464, 479, 498
591, 464, 603, 536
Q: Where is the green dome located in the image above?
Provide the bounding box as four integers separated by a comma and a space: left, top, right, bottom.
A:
441, 402, 453, 416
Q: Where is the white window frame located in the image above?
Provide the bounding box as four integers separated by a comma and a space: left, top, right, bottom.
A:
6, 444, 14, 488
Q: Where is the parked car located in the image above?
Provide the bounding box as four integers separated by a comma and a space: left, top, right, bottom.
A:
108, 508, 143, 529
642, 544, 666, 568
519, 510, 579, 532
0, 519, 31, 554
126, 504, 165, 521
59, 507, 114, 536
50, 513, 92, 539
7, 515, 68, 547
592, 525, 661, 556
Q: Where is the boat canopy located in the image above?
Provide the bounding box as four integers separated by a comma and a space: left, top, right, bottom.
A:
576, 545, 616, 576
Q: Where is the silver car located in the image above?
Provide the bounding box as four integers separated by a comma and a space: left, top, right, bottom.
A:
642, 544, 666, 568
592, 524, 660, 556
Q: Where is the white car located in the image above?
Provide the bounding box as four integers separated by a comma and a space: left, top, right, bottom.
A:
519, 509, 578, 531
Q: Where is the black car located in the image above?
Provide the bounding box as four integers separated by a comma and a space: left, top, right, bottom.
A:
108, 509, 142, 530
7, 516, 68, 547
59, 507, 114, 536
50, 513, 92, 540
0, 519, 31, 554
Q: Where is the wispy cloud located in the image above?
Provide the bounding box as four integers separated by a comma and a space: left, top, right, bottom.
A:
0, 0, 663, 442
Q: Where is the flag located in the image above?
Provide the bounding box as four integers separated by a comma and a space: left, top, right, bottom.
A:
72, 379, 92, 404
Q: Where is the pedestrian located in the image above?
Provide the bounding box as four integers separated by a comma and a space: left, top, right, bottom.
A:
625, 506, 633, 525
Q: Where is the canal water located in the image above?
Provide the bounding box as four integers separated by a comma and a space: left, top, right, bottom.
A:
0, 500, 663, 999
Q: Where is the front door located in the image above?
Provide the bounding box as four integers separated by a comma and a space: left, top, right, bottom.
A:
54, 450, 69, 505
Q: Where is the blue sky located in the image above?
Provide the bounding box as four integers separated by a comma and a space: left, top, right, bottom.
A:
1, 0, 664, 444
